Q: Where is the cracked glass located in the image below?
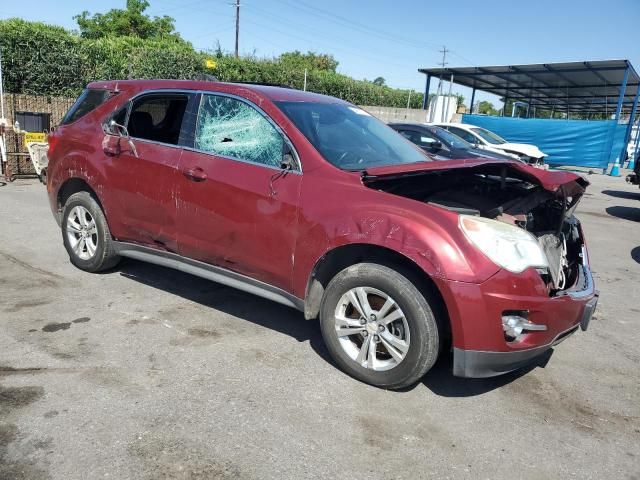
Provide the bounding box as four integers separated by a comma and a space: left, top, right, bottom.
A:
196, 95, 284, 167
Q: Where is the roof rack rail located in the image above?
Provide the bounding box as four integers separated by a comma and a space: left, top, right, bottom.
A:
192, 73, 219, 82
231, 81, 297, 89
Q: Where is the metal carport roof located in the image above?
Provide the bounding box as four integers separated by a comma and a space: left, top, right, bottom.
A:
418, 59, 640, 115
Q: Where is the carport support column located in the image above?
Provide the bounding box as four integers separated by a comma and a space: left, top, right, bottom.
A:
633, 121, 640, 167
422, 75, 431, 110
625, 84, 640, 170
469, 87, 476, 115
610, 65, 630, 176
614, 66, 630, 121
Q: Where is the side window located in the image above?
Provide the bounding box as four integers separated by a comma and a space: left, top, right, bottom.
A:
61, 88, 110, 125
127, 94, 189, 145
195, 94, 284, 168
448, 127, 476, 144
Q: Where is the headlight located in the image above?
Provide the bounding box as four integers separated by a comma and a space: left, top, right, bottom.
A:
459, 215, 549, 273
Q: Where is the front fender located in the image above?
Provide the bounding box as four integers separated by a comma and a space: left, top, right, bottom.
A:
291, 180, 500, 298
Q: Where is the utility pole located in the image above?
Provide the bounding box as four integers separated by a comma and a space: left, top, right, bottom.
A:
234, 0, 240, 58
430, 45, 448, 122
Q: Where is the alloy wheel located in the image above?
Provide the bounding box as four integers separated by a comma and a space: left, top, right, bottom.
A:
66, 206, 98, 260
334, 286, 410, 371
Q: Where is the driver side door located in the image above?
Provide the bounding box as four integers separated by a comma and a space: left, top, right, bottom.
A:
176, 93, 303, 292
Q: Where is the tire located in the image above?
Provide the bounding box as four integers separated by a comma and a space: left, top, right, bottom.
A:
61, 191, 120, 272
319, 263, 440, 390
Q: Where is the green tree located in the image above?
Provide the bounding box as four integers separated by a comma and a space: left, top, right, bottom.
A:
477, 100, 499, 116
74, 0, 183, 42
278, 51, 339, 72
372, 77, 386, 86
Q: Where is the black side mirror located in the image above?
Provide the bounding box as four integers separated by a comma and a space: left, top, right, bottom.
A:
422, 140, 442, 151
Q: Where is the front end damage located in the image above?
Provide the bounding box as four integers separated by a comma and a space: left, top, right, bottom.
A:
362, 160, 597, 377
363, 161, 589, 296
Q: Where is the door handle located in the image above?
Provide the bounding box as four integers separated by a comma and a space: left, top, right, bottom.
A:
183, 167, 207, 182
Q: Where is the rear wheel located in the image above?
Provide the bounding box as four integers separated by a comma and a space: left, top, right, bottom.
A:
61, 191, 120, 272
319, 263, 440, 389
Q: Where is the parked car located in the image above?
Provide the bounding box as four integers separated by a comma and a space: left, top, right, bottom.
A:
388, 123, 518, 162
434, 122, 547, 166
47, 80, 597, 389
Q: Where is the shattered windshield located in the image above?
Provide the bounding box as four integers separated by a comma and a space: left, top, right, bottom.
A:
275, 101, 430, 170
196, 94, 284, 167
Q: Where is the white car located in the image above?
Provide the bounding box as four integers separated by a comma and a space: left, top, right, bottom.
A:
433, 123, 547, 166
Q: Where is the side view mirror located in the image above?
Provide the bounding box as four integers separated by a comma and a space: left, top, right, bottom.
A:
108, 120, 130, 138
103, 120, 138, 157
280, 143, 296, 170
422, 140, 442, 151
281, 153, 295, 170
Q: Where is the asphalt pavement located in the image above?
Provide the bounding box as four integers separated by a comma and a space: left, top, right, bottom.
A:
0, 171, 639, 479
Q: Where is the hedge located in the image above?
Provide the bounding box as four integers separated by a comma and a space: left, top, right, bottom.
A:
0, 18, 425, 108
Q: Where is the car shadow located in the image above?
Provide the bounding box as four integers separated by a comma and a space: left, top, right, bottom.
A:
114, 258, 550, 397
115, 258, 334, 364
419, 349, 553, 397
605, 206, 640, 222
602, 189, 640, 201
631, 246, 640, 264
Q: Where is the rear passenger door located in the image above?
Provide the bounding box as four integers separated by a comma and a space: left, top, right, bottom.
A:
176, 93, 302, 291
104, 92, 197, 251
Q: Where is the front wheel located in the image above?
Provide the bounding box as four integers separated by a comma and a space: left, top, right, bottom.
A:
319, 263, 440, 390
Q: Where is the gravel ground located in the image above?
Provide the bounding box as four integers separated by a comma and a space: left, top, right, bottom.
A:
0, 171, 639, 480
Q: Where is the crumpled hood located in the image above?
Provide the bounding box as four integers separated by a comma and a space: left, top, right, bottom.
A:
362, 158, 588, 194
500, 142, 547, 159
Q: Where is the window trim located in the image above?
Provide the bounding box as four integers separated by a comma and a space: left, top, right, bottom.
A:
113, 89, 302, 173
120, 92, 194, 148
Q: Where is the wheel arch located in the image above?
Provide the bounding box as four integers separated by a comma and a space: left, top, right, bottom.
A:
303, 243, 451, 343
57, 178, 107, 222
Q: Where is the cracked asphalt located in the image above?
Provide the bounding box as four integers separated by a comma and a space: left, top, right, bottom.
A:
0, 172, 639, 480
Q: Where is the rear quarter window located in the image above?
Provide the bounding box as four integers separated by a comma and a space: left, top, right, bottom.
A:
60, 89, 111, 125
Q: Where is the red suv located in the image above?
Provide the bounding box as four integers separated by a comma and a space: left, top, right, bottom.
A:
47, 80, 598, 389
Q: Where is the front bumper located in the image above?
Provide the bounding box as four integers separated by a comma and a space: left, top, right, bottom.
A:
438, 257, 598, 378
453, 293, 598, 378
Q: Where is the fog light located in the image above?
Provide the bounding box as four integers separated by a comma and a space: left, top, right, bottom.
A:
502, 313, 547, 342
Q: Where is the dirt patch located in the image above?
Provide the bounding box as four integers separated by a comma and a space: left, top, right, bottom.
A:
42, 322, 71, 333
187, 328, 221, 338
129, 434, 245, 480
72, 317, 91, 324
0, 385, 45, 415
0, 251, 64, 287
5, 298, 53, 313
0, 383, 49, 479
501, 374, 638, 436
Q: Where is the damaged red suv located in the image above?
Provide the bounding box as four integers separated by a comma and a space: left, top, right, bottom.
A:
47, 80, 598, 389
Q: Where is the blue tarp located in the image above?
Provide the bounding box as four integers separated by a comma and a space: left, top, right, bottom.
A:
461, 115, 628, 169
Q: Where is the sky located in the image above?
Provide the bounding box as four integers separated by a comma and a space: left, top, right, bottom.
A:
2, 0, 639, 107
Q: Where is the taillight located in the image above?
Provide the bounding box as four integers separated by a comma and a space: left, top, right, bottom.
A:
47, 132, 59, 157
